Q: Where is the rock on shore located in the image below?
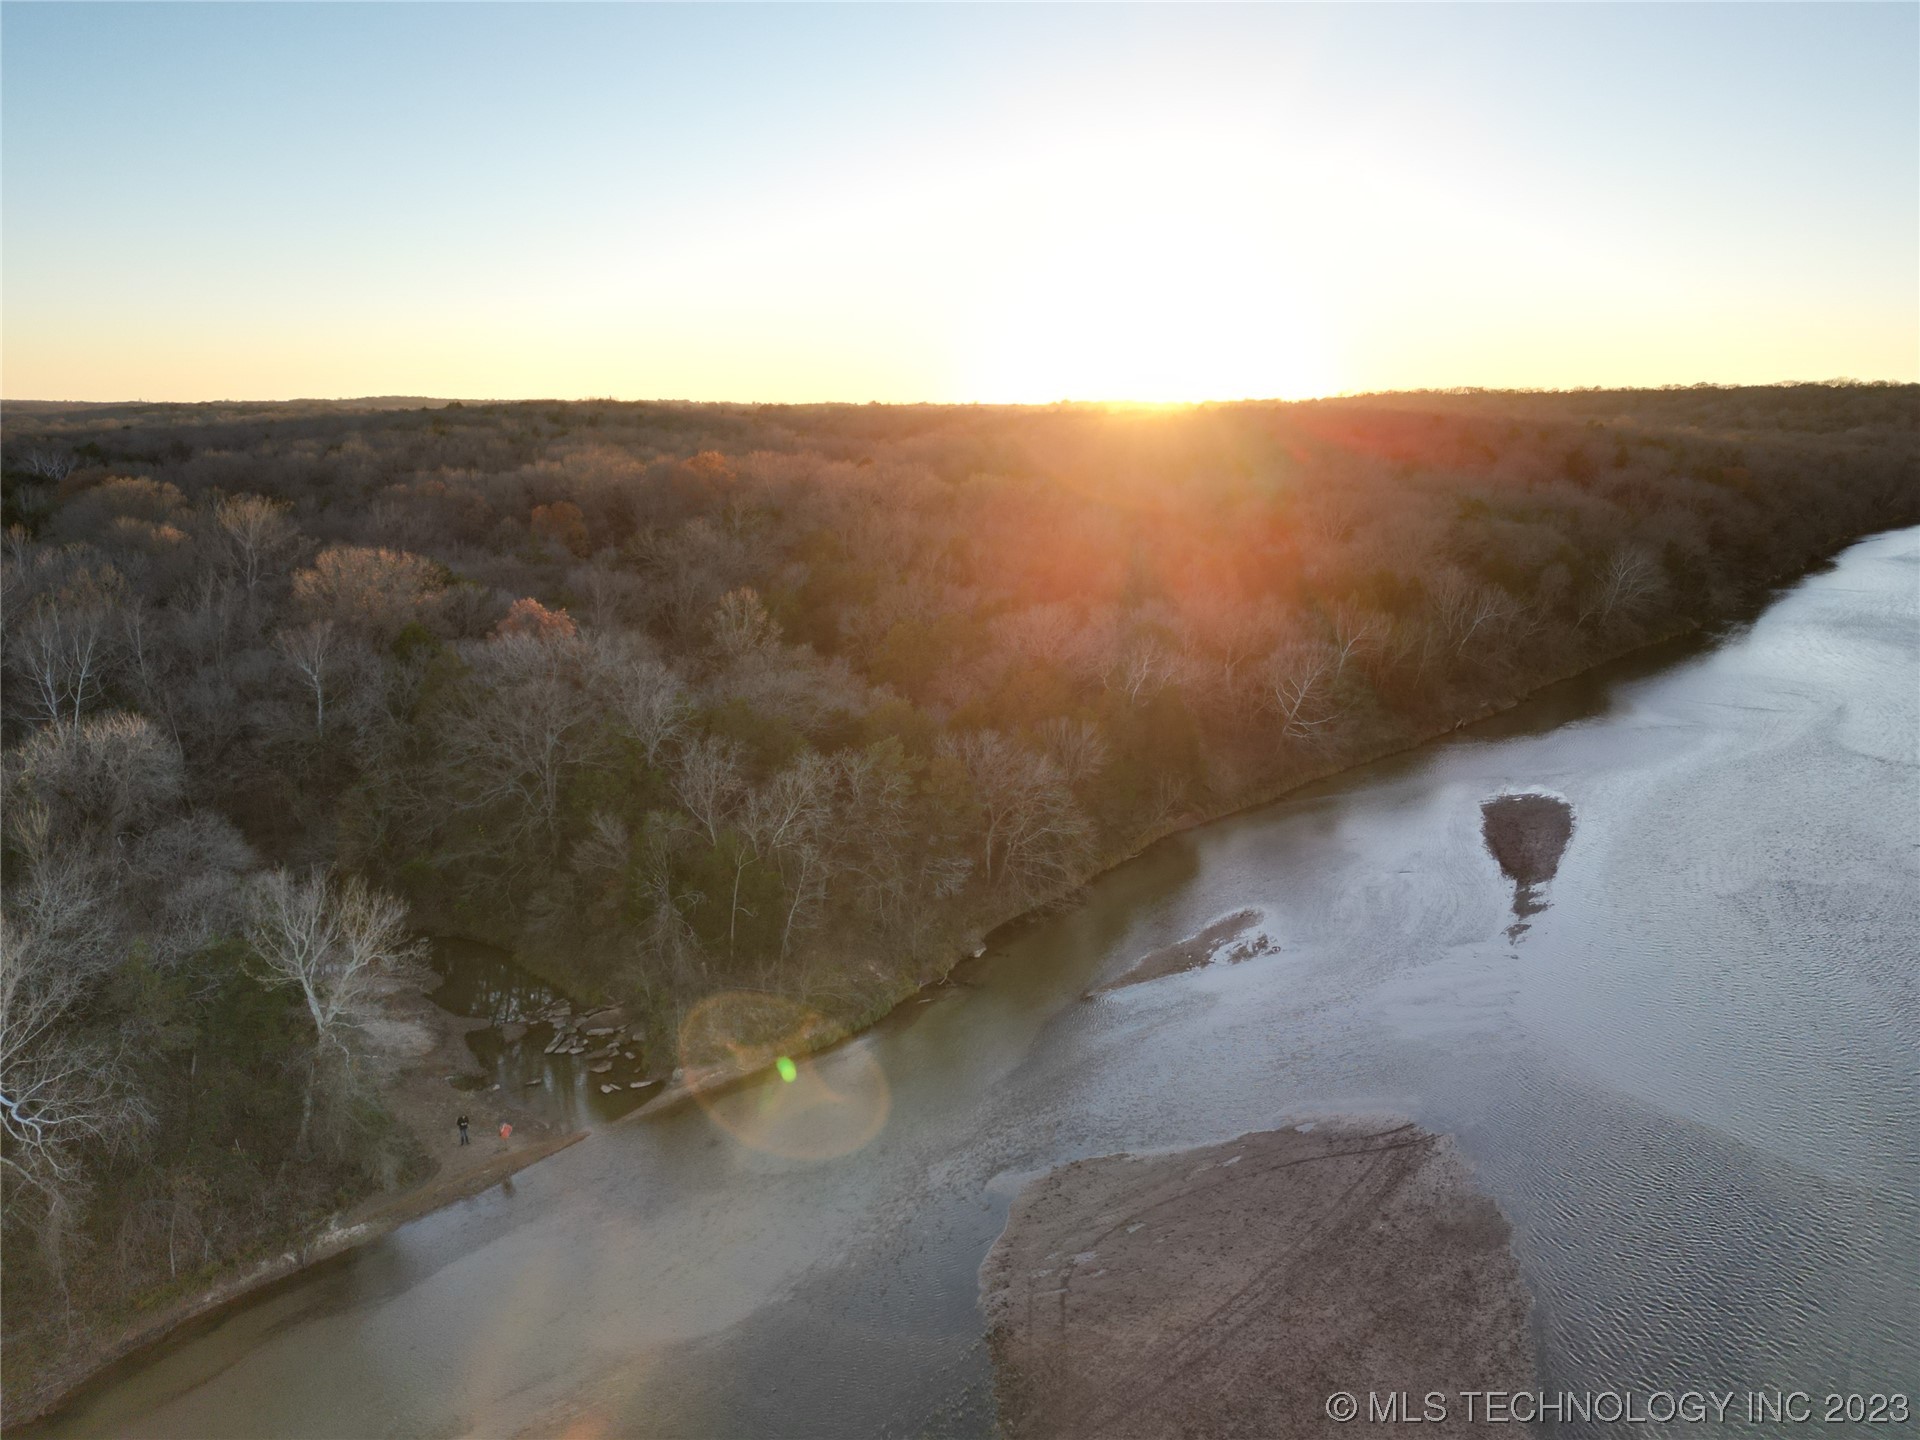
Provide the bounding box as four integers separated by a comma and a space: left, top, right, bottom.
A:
980, 1121, 1536, 1438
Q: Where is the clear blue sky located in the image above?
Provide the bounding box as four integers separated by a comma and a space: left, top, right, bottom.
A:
4, 3, 1914, 401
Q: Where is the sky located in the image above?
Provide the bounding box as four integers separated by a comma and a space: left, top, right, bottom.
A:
2, 3, 1915, 404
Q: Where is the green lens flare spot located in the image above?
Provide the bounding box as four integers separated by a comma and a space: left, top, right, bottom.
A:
776, 1056, 798, 1083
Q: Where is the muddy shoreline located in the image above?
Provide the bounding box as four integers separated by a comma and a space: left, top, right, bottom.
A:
981, 1122, 1537, 1438
8, 981, 586, 1429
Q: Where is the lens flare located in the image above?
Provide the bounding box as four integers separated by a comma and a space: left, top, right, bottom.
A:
678, 992, 890, 1161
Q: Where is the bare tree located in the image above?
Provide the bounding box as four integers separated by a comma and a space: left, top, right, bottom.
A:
671, 735, 746, 847
584, 635, 691, 764
570, 810, 633, 890
707, 586, 780, 664
14, 448, 78, 484
0, 940, 145, 1296
174, 570, 242, 671
1258, 642, 1345, 742
0, 808, 147, 1292
212, 494, 296, 598
240, 867, 420, 1152
773, 837, 828, 962
275, 621, 338, 738
1036, 716, 1109, 787
127, 811, 254, 969
1167, 601, 1280, 720
11, 711, 187, 845
7, 565, 125, 732
1580, 545, 1664, 630
744, 752, 832, 856
1108, 639, 1173, 705
566, 563, 650, 632
241, 867, 401, 1056
940, 731, 1090, 894
0, 932, 142, 1193
829, 743, 919, 931
1326, 603, 1383, 679
633, 518, 756, 639
1430, 573, 1518, 658
623, 812, 703, 987
118, 605, 176, 735
740, 753, 835, 959
434, 636, 599, 858
994, 602, 1110, 687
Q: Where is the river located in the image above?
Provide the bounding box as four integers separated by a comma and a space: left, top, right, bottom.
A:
39, 529, 1919, 1439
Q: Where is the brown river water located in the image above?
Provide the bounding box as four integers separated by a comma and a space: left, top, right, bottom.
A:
37, 528, 1919, 1439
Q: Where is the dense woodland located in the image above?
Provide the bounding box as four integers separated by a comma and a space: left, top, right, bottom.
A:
3, 384, 1916, 1392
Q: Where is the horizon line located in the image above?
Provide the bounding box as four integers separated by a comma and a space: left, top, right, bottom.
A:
5, 378, 1913, 412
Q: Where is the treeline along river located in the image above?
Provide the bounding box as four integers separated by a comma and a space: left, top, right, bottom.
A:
36, 527, 1919, 1438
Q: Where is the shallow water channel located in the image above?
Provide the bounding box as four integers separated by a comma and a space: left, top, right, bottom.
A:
40, 529, 1920, 1438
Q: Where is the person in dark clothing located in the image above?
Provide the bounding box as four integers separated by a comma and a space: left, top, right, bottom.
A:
457, 1113, 470, 1145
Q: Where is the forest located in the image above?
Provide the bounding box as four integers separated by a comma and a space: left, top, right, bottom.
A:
3, 383, 1916, 1391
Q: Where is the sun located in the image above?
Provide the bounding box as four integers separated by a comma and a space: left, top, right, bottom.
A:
970, 281, 1340, 404
978, 296, 1339, 404
955, 150, 1343, 404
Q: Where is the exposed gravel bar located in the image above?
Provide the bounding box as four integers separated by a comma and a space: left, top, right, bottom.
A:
981, 1121, 1537, 1438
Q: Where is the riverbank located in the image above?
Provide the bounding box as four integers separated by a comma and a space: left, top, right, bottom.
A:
638, 521, 1881, 1119
453, 525, 1890, 1125
635, 613, 1711, 1122
980, 1121, 1537, 1438
8, 974, 587, 1429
